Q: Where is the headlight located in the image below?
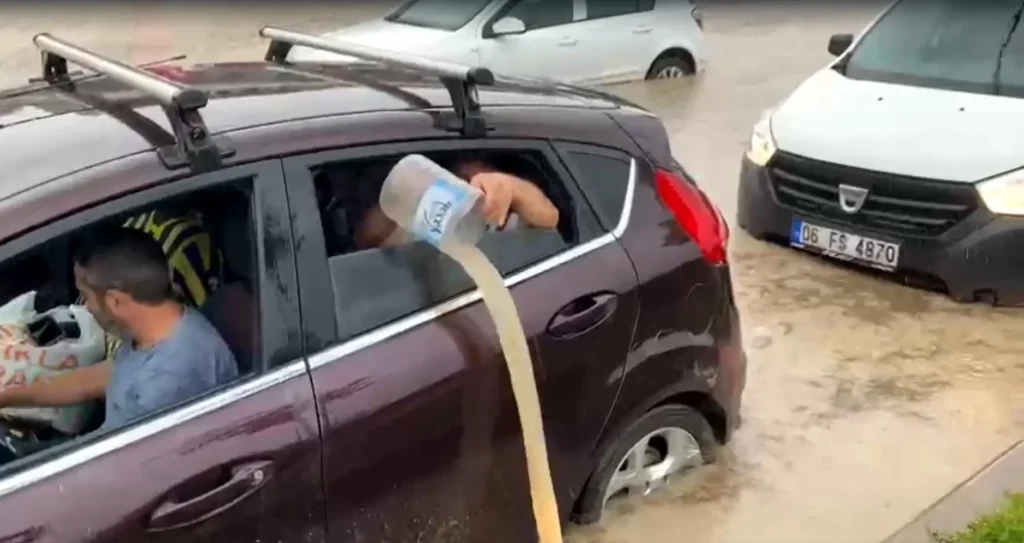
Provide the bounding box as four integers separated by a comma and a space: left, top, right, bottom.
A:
745, 111, 777, 167
978, 169, 1024, 216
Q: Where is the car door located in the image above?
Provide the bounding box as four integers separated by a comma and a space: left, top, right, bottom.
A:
0, 161, 326, 543
283, 137, 639, 541
569, 0, 661, 84
477, 0, 589, 82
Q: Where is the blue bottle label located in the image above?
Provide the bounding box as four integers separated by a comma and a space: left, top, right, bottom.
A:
412, 177, 471, 247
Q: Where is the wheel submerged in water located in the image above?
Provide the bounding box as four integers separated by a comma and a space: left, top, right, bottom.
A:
574, 405, 717, 525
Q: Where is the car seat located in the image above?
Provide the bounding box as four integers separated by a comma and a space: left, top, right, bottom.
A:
198, 196, 257, 375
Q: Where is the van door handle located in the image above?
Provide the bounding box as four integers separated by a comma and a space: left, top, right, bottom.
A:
558, 37, 577, 46
147, 460, 274, 532
546, 293, 618, 339
633, 25, 653, 34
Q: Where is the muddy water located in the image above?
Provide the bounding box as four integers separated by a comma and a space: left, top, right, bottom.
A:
572, 4, 1024, 543
2, 3, 1023, 543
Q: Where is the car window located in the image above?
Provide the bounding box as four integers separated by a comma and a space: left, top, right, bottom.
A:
0, 176, 262, 475
586, 0, 640, 19
310, 147, 599, 341
504, 0, 575, 31
995, 16, 1024, 96
637, 0, 657, 12
844, 0, 1022, 94
558, 148, 632, 232
384, 0, 493, 31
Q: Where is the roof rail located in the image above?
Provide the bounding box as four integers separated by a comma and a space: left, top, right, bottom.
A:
259, 26, 494, 138
32, 33, 233, 172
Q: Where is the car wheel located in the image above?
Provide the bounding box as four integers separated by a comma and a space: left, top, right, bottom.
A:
645, 55, 695, 80
574, 405, 717, 525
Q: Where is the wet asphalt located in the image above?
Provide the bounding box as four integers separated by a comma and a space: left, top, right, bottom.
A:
2, 3, 1023, 543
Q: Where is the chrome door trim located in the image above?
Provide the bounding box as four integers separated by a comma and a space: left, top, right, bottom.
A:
0, 158, 636, 496
0, 360, 309, 498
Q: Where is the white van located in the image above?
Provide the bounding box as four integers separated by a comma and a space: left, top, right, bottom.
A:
736, 0, 1024, 306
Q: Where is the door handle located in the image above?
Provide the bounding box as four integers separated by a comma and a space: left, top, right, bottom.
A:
546, 293, 618, 339
633, 26, 653, 34
147, 460, 274, 532
558, 37, 577, 46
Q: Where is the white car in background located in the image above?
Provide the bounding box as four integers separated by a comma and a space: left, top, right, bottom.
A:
737, 0, 1024, 306
286, 0, 707, 85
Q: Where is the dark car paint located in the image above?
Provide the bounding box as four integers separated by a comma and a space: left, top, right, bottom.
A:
0, 59, 744, 542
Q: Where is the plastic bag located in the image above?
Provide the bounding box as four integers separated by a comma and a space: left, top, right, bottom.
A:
0, 291, 107, 435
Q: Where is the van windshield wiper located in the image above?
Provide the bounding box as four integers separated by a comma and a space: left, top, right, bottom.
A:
994, 0, 1024, 94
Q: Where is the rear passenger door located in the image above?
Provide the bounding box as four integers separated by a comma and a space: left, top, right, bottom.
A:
283, 138, 639, 541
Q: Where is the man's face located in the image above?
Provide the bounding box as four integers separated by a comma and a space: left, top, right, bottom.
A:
73, 264, 131, 340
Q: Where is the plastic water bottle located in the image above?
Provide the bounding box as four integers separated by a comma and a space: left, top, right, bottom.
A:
379, 154, 488, 248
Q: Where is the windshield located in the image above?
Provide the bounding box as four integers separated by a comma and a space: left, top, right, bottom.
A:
844, 0, 1024, 95
385, 0, 493, 31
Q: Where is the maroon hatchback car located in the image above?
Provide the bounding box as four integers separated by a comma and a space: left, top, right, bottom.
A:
0, 27, 745, 543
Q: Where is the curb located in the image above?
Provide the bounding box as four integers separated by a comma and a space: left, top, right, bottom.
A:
883, 439, 1024, 543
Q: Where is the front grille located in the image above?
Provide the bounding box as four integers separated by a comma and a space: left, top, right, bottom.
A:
768, 152, 980, 237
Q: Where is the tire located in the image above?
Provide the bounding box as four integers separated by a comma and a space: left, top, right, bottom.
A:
573, 405, 717, 525
645, 54, 695, 80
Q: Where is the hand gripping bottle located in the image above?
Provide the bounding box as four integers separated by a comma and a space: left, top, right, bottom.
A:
379, 154, 488, 248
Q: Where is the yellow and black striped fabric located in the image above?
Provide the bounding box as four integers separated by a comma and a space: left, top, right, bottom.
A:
122, 209, 224, 308
81, 209, 224, 358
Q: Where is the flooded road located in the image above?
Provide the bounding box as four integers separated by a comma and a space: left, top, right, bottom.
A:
577, 4, 1024, 543
2, 3, 1023, 543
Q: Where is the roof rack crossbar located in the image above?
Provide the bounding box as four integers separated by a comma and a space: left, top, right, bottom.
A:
259, 26, 494, 138
266, 64, 433, 110
32, 33, 232, 172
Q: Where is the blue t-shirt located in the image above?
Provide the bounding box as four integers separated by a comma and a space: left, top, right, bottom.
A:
102, 308, 238, 430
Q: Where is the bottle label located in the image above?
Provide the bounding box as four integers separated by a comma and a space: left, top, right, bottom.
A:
412, 177, 471, 247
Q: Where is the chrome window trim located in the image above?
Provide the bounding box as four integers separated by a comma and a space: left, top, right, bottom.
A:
0, 157, 636, 497
0, 361, 308, 498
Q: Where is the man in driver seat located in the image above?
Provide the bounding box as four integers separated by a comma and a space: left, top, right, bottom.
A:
0, 227, 238, 431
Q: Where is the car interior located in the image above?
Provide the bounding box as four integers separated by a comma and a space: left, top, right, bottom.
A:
312, 148, 578, 341
312, 148, 575, 256
0, 183, 258, 457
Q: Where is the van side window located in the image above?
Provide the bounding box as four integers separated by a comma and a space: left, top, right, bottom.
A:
310, 148, 599, 341
586, 0, 643, 20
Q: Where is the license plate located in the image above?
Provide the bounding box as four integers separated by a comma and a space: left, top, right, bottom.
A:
790, 220, 900, 270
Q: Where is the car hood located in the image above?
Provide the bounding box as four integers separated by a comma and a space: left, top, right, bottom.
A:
771, 68, 1024, 183
286, 20, 452, 62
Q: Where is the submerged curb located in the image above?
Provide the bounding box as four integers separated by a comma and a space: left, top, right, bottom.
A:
883, 439, 1024, 543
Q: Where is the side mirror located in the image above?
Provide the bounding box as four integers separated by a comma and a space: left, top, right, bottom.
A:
828, 33, 854, 57
490, 16, 527, 37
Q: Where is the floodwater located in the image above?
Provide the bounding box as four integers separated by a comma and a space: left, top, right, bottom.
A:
2, 3, 1024, 543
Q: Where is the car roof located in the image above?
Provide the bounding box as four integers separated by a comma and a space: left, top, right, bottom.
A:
0, 60, 626, 202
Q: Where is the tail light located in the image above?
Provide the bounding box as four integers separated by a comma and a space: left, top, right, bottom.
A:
692, 6, 704, 30
655, 168, 729, 265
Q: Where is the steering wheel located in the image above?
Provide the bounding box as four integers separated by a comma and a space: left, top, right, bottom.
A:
0, 417, 46, 464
